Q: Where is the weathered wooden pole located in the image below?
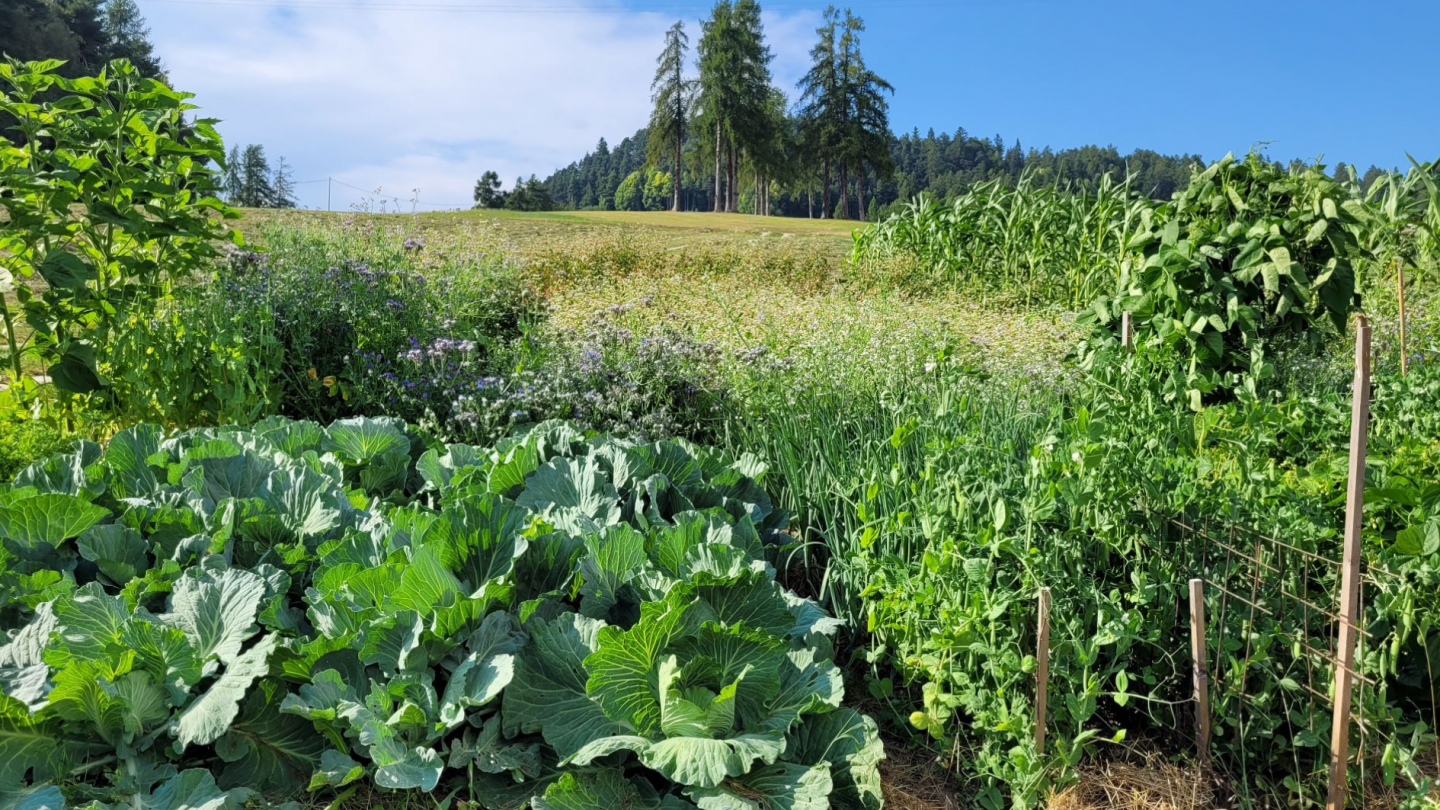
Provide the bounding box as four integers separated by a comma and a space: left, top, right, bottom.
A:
1034, 587, 1053, 756
1397, 261, 1408, 377
1327, 314, 1371, 810
1189, 578, 1211, 763
1121, 311, 1135, 353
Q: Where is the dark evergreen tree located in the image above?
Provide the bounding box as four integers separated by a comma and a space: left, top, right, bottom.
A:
238, 144, 275, 208
102, 0, 164, 80
473, 170, 505, 209
272, 155, 296, 208
646, 21, 693, 212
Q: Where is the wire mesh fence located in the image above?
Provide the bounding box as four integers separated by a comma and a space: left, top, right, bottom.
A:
1128, 499, 1438, 808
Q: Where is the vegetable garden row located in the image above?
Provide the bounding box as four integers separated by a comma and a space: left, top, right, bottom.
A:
3, 57, 1440, 810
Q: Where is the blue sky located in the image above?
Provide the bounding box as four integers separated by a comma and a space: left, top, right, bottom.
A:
142, 0, 1439, 211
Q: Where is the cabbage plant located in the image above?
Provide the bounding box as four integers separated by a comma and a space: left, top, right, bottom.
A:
0, 417, 882, 810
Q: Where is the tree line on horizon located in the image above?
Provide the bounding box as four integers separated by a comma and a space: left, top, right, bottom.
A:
517, 0, 1406, 221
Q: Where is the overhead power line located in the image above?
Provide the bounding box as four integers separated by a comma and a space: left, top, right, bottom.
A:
146, 0, 1060, 13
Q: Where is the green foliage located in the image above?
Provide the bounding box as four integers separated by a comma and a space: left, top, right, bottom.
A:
615, 171, 644, 212
852, 171, 1150, 306
473, 170, 505, 209
0, 421, 73, 481
720, 347, 1440, 808
0, 58, 236, 419
1084, 153, 1367, 407
505, 175, 555, 212
0, 417, 880, 809
643, 171, 673, 212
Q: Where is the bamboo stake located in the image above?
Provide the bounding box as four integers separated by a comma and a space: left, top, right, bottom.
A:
1189, 578, 1211, 763
1327, 315, 1371, 810
1397, 260, 1408, 377
1035, 587, 1052, 756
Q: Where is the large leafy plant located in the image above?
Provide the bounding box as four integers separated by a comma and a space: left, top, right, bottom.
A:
1082, 153, 1365, 407
0, 58, 236, 417
0, 416, 882, 809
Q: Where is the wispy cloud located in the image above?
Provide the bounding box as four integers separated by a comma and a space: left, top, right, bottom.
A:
148, 1, 819, 210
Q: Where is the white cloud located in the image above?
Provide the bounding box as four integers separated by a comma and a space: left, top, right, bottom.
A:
147, 1, 819, 210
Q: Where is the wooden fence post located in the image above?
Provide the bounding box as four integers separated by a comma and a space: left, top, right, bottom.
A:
1121, 311, 1135, 353
1035, 587, 1052, 756
1189, 578, 1211, 763
1327, 315, 1371, 810
1397, 261, 1408, 377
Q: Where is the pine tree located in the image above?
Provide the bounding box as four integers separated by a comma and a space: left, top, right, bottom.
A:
239, 144, 274, 208
796, 7, 841, 218
272, 155, 297, 208
59, 0, 110, 74
102, 0, 164, 80
646, 21, 694, 212
473, 171, 504, 209
223, 145, 243, 204
835, 10, 891, 219
697, 0, 773, 214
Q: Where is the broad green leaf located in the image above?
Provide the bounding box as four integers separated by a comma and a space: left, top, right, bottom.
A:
261, 462, 349, 541
437, 612, 522, 728
687, 762, 832, 810
390, 544, 462, 615
533, 771, 654, 810
517, 456, 621, 533
322, 417, 410, 466
427, 494, 531, 591
0, 700, 66, 788
48, 347, 104, 395
445, 715, 541, 778
172, 634, 277, 751
369, 735, 442, 791
214, 683, 325, 797
0, 494, 110, 549
690, 571, 795, 637
0, 603, 57, 668
763, 649, 844, 735
77, 524, 149, 583
416, 444, 483, 492
669, 625, 784, 727
47, 584, 128, 666
306, 749, 364, 790
586, 595, 694, 734
0, 666, 48, 712
163, 567, 266, 667
147, 769, 251, 810
579, 523, 647, 620
784, 708, 884, 809
504, 612, 625, 761
193, 453, 274, 504
36, 251, 94, 290
641, 730, 786, 789
0, 784, 65, 810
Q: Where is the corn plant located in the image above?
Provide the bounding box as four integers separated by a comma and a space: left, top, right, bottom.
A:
850, 171, 1154, 308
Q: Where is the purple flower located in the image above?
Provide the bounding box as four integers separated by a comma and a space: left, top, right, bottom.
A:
403, 237, 425, 252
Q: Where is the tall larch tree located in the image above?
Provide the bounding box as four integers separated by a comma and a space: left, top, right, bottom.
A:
839, 10, 893, 220
796, 6, 842, 218
697, 2, 736, 212
646, 21, 694, 212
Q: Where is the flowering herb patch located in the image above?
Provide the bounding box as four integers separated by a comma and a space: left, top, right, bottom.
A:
0, 417, 881, 809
